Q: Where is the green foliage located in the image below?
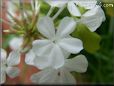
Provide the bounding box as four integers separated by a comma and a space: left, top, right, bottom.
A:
72, 23, 101, 54
2, 34, 16, 49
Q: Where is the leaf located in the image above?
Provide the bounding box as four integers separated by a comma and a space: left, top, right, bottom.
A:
71, 23, 101, 54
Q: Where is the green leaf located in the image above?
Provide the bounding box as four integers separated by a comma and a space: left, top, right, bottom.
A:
72, 23, 101, 54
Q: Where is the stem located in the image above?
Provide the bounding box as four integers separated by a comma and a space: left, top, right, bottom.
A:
2, 19, 18, 32
6, 11, 22, 28
52, 5, 66, 20
19, 0, 27, 26
47, 7, 54, 16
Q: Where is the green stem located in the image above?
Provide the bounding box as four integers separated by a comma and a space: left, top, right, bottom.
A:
52, 5, 66, 20
47, 7, 54, 16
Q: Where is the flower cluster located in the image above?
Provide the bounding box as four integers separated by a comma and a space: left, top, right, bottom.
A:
1, 0, 105, 85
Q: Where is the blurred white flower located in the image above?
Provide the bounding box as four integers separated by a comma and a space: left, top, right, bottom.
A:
31, 55, 88, 84
0, 49, 20, 84
31, 16, 83, 69
9, 37, 23, 50
44, 0, 97, 16
44, 0, 105, 32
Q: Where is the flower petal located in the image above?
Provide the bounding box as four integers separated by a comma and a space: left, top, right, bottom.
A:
34, 55, 51, 69
49, 44, 65, 69
75, 0, 97, 9
58, 69, 76, 84
67, 2, 81, 16
7, 50, 20, 66
6, 67, 20, 78
9, 37, 23, 50
32, 39, 53, 56
31, 68, 58, 84
81, 6, 105, 32
61, 48, 70, 59
1, 48, 7, 65
58, 37, 83, 54
56, 17, 76, 38
38, 16, 55, 39
0, 65, 6, 84
65, 55, 88, 73
33, 42, 65, 69
25, 49, 36, 65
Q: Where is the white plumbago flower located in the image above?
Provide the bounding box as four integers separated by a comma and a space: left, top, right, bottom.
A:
31, 16, 83, 69
44, 0, 97, 16
0, 48, 20, 84
31, 55, 88, 85
9, 37, 23, 50
44, 0, 105, 32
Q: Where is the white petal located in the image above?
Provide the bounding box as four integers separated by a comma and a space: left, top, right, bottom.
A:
9, 37, 23, 50
67, 2, 81, 16
81, 6, 106, 32
33, 42, 65, 69
0, 65, 6, 84
58, 69, 76, 84
65, 55, 88, 73
1, 48, 7, 65
61, 48, 70, 59
49, 44, 65, 69
75, 0, 97, 9
44, 0, 67, 7
56, 17, 76, 38
58, 37, 83, 54
34, 55, 51, 69
32, 39, 53, 56
0, 72, 6, 84
25, 49, 36, 65
38, 16, 55, 39
7, 50, 20, 66
6, 67, 20, 78
31, 68, 58, 84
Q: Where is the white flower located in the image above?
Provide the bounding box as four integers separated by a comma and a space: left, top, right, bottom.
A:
0, 49, 20, 84
9, 37, 23, 50
44, 0, 97, 16
31, 16, 83, 69
31, 55, 88, 84
44, 0, 105, 32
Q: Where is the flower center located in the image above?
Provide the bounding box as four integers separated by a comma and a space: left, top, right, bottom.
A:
51, 37, 58, 44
